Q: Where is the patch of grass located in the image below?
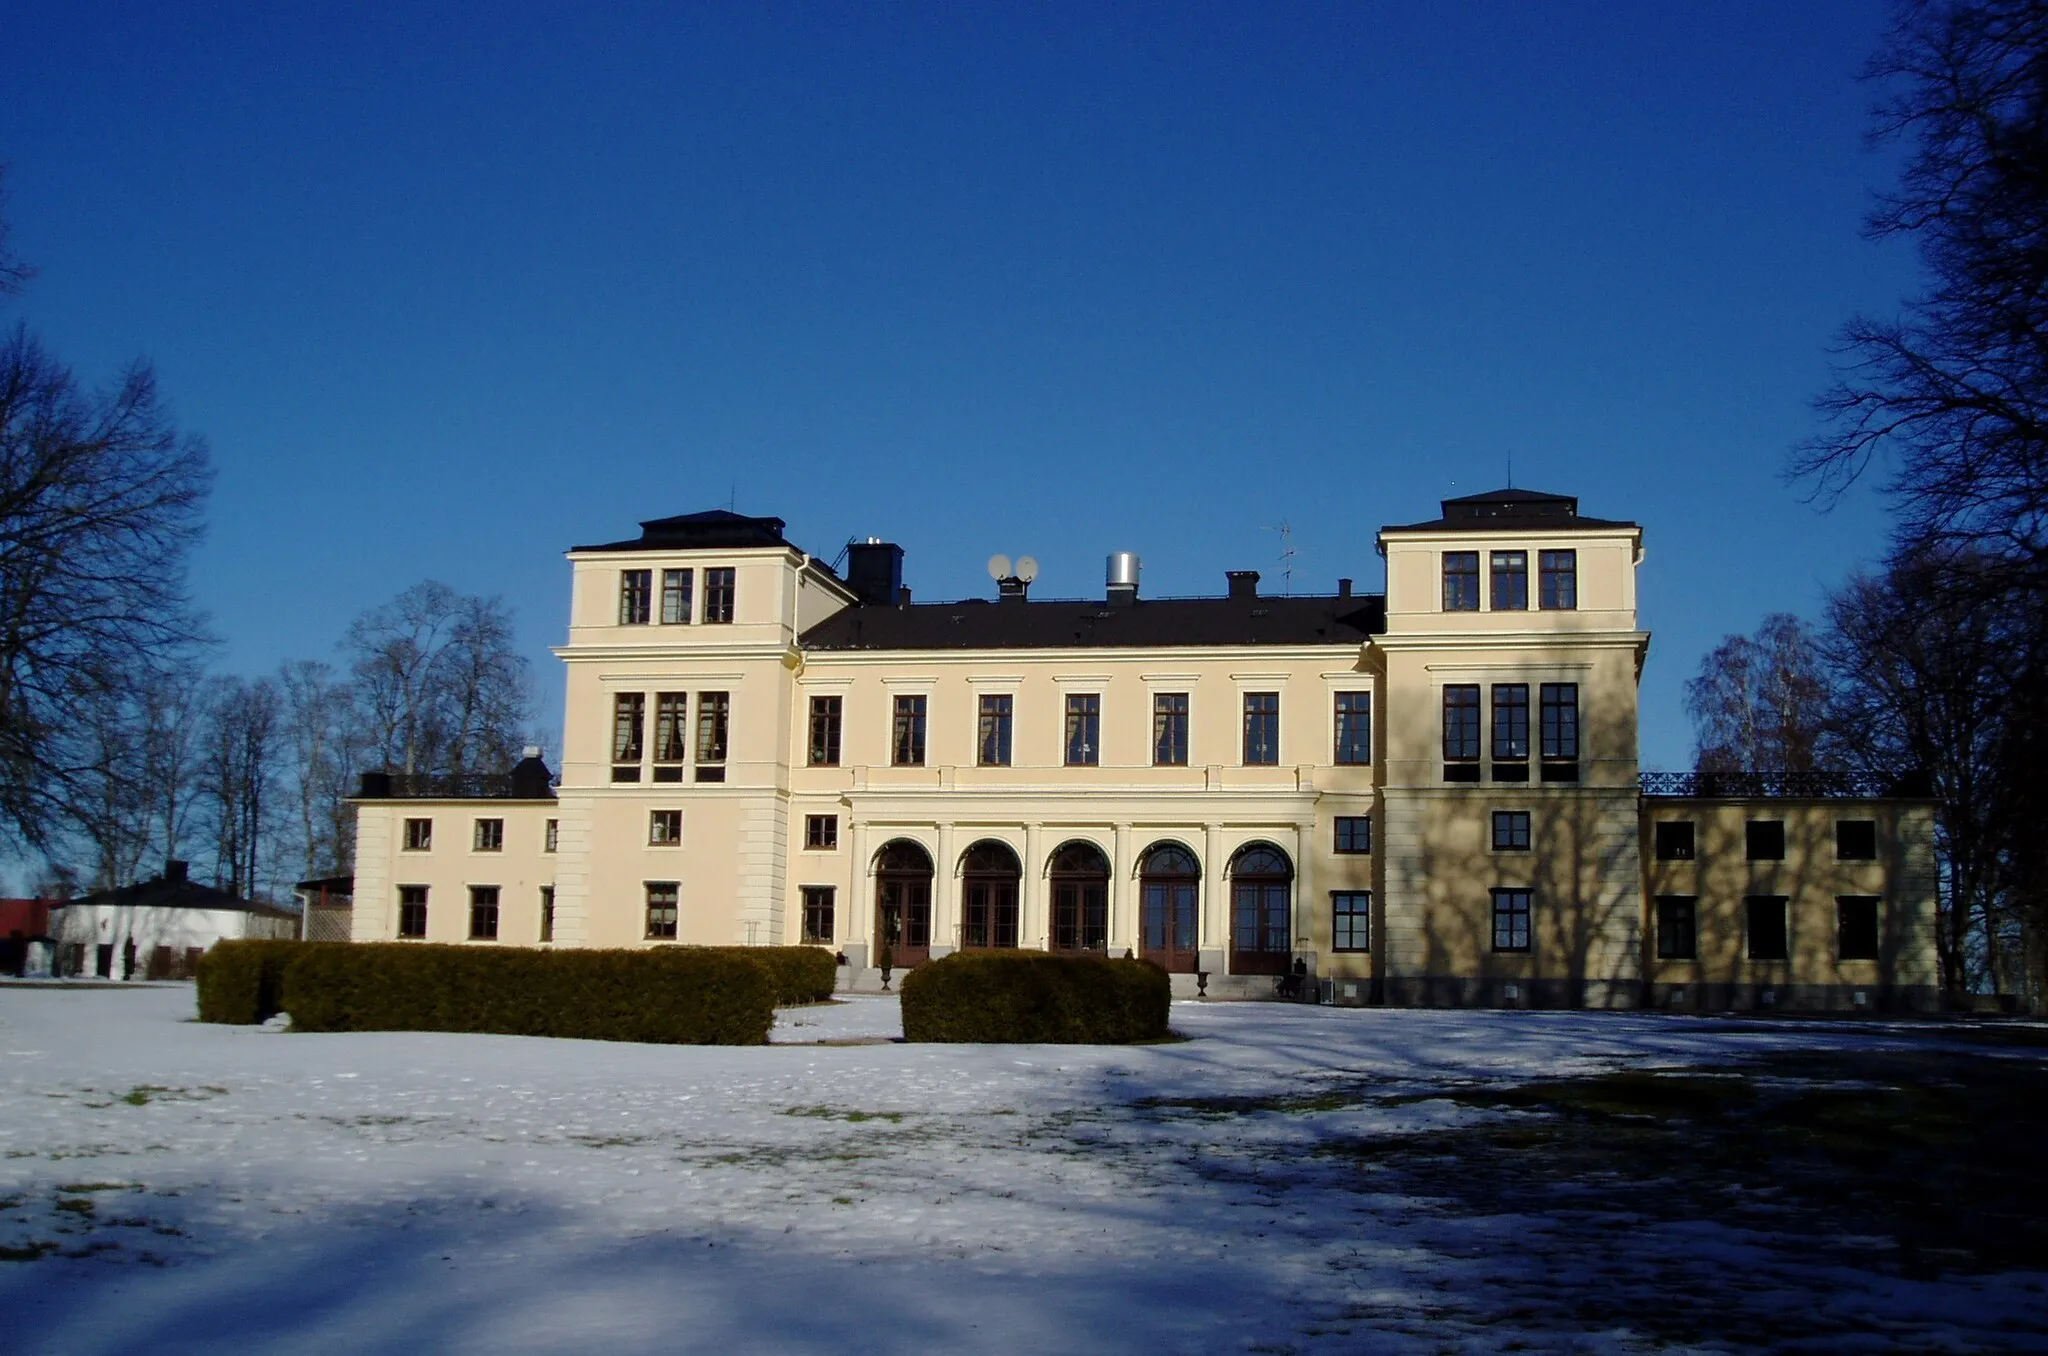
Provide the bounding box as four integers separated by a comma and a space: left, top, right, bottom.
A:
570, 1134, 650, 1148
1137, 1088, 1367, 1118
831, 1196, 855, 1206
781, 1106, 906, 1124
0, 1241, 57, 1262
56, 1182, 137, 1194
54, 1198, 95, 1216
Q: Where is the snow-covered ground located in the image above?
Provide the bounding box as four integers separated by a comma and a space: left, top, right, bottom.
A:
2, 984, 2043, 1354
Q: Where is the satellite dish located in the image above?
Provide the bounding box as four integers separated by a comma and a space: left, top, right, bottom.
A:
1015, 556, 1039, 583
987, 554, 1013, 581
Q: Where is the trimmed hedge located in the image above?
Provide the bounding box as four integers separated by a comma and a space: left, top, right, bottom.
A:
690, 946, 837, 1006
900, 952, 1172, 1044
196, 939, 325, 1024
280, 944, 774, 1045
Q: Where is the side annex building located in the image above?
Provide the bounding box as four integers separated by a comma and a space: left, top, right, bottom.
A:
350, 488, 1940, 1011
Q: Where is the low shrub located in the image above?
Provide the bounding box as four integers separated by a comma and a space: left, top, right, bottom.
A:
196, 939, 319, 1024
900, 952, 1171, 1044
281, 944, 774, 1045
691, 946, 837, 1005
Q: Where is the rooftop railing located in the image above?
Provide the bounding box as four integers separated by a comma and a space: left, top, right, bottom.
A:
1639, 770, 1920, 800
357, 770, 557, 800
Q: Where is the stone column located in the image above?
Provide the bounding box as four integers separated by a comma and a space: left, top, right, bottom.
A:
845, 817, 870, 971
1200, 822, 1227, 975
1112, 822, 1136, 955
931, 820, 957, 958
1023, 822, 1045, 950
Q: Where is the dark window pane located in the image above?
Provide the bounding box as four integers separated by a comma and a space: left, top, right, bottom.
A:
1539, 550, 1577, 610
703, 567, 735, 623
1154, 693, 1189, 766
660, 569, 693, 624
1335, 816, 1371, 853
1655, 821, 1695, 861
1332, 892, 1370, 951
1540, 684, 1578, 759
1656, 896, 1697, 959
1334, 691, 1371, 764
1491, 888, 1532, 952
1746, 896, 1788, 960
1443, 552, 1480, 611
802, 886, 835, 945
612, 693, 644, 763
893, 695, 926, 766
1838, 896, 1880, 960
1443, 685, 1480, 762
1491, 811, 1530, 851
1837, 820, 1878, 861
979, 694, 1014, 767
619, 570, 651, 625
1490, 551, 1528, 610
808, 695, 841, 767
1492, 684, 1529, 760
398, 885, 428, 939
1242, 692, 1279, 766
468, 886, 499, 940
653, 693, 688, 763
645, 883, 679, 940
696, 692, 729, 763
1746, 820, 1785, 861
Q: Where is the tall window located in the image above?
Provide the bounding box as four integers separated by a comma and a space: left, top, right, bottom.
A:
892, 695, 926, 766
1838, 896, 1880, 960
403, 817, 432, 851
1443, 552, 1480, 611
468, 885, 500, 940
808, 695, 842, 767
1443, 685, 1481, 779
660, 568, 693, 624
1539, 683, 1578, 780
1491, 810, 1531, 852
703, 567, 736, 623
473, 818, 503, 852
1153, 693, 1189, 766
1491, 887, 1532, 953
805, 814, 838, 849
1065, 694, 1100, 766
1492, 684, 1529, 777
1332, 892, 1371, 952
539, 885, 554, 943
649, 809, 682, 845
1242, 692, 1279, 765
543, 818, 558, 853
1490, 551, 1528, 610
1335, 815, 1371, 853
645, 882, 679, 940
802, 886, 835, 945
695, 692, 729, 780
611, 693, 644, 781
979, 694, 1014, 767
619, 570, 652, 625
1656, 896, 1697, 960
1746, 820, 1785, 861
398, 885, 428, 938
1746, 896, 1788, 960
653, 692, 688, 775
1334, 691, 1371, 765
1539, 550, 1577, 609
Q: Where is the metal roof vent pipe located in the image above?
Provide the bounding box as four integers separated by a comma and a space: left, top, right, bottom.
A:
1106, 552, 1140, 607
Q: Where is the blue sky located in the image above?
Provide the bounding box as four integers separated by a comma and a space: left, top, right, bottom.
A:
0, 2, 1912, 769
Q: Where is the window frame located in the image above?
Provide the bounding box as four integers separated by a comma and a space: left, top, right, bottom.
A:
539, 884, 555, 943
979, 693, 1014, 767
1491, 683, 1530, 776
648, 809, 682, 846
1745, 895, 1789, 961
1065, 693, 1101, 767
1333, 691, 1371, 765
1491, 810, 1531, 853
695, 691, 729, 773
1443, 551, 1480, 611
397, 885, 428, 939
1836, 819, 1878, 861
468, 885, 500, 941
660, 568, 694, 625
1539, 550, 1577, 610
804, 813, 838, 850
645, 882, 680, 940
808, 695, 842, 767
611, 692, 645, 781
1654, 820, 1695, 861
544, 818, 558, 853
1332, 891, 1371, 952
1443, 684, 1481, 779
892, 694, 927, 767
1655, 895, 1698, 960
472, 817, 504, 852
652, 692, 688, 766
1490, 887, 1533, 953
1242, 691, 1279, 766
1153, 692, 1189, 766
1837, 895, 1881, 961
702, 567, 736, 624
403, 817, 432, 852
1490, 550, 1528, 611
1334, 815, 1372, 854
1746, 820, 1786, 861
618, 569, 652, 625
801, 885, 835, 945
1539, 682, 1578, 779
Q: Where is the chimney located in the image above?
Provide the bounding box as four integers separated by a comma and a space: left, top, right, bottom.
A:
1105, 552, 1140, 607
510, 748, 554, 799
1226, 570, 1260, 600
846, 539, 905, 607
1338, 578, 1353, 598
164, 860, 188, 884
998, 576, 1030, 603
897, 586, 912, 605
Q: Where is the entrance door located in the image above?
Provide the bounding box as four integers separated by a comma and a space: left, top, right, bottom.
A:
1139, 843, 1200, 972
1050, 841, 1111, 952
961, 840, 1022, 948
874, 840, 933, 968
1229, 843, 1293, 975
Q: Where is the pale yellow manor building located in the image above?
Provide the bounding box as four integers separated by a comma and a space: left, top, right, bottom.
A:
351, 489, 1940, 1011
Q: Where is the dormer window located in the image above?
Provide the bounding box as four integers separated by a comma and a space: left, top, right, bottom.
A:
1443, 552, 1480, 611
1540, 550, 1577, 610
1490, 552, 1528, 610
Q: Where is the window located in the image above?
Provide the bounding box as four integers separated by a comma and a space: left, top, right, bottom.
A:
660, 568, 693, 624
473, 818, 503, 852
808, 695, 842, 767
539, 885, 554, 943
802, 886, 835, 945
1492, 684, 1529, 778
1335, 815, 1372, 854
403, 817, 432, 851
1334, 691, 1371, 765
1443, 685, 1481, 780
1746, 896, 1788, 960
1443, 552, 1480, 611
653, 692, 688, 777
649, 809, 682, 845
892, 694, 926, 766
1540, 550, 1577, 610
1654, 821, 1694, 861
544, 818, 558, 853
1242, 692, 1279, 766
695, 691, 729, 781
398, 885, 428, 938
1153, 693, 1189, 766
1065, 694, 1101, 766
645, 882, 679, 940
619, 570, 652, 625
1333, 892, 1371, 952
468, 885, 500, 940
979, 694, 1014, 767
1491, 888, 1532, 953
1838, 896, 1880, 960
611, 693, 644, 781
1539, 683, 1578, 780
1491, 551, 1528, 610
1656, 896, 1697, 960
1746, 820, 1785, 861
703, 567, 735, 623
805, 814, 838, 849
1491, 810, 1531, 852
1837, 820, 1878, 861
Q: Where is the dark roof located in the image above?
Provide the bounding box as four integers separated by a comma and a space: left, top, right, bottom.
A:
800, 592, 1385, 651
62, 869, 297, 920
1382, 487, 1637, 534
573, 509, 793, 554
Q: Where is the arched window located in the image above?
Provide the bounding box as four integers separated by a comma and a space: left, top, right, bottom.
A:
1229, 842, 1293, 975
1049, 841, 1111, 952
874, 840, 933, 967
961, 840, 1021, 949
1140, 842, 1201, 973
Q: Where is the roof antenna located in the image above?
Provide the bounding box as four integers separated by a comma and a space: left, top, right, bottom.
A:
1507, 453, 1514, 489
728, 483, 736, 512
1262, 520, 1296, 596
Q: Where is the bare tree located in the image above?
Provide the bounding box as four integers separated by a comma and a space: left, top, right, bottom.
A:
0, 166, 31, 299
344, 581, 532, 780
1684, 614, 1842, 785
278, 659, 362, 879
200, 676, 280, 897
